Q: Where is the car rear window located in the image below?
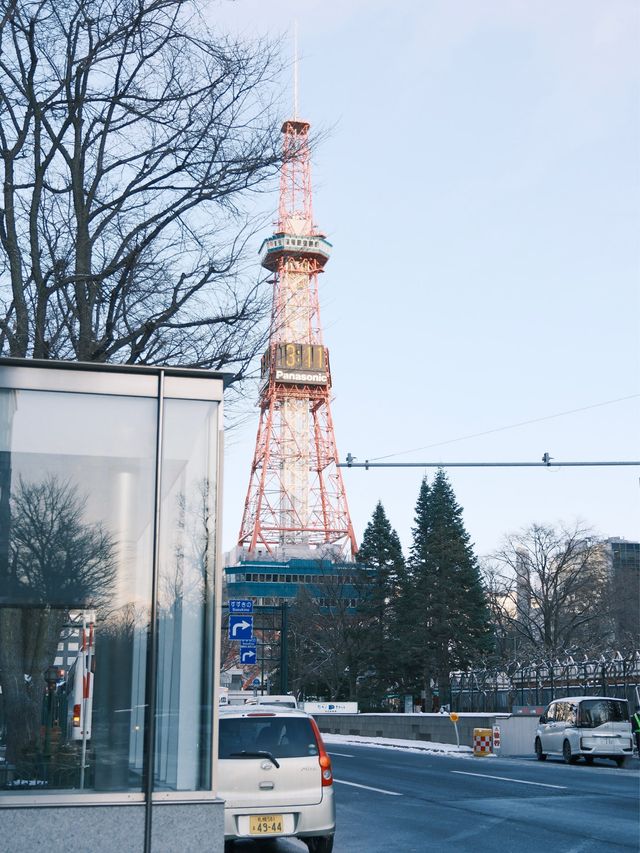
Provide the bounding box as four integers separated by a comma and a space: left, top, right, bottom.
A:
219, 717, 319, 759
578, 699, 629, 727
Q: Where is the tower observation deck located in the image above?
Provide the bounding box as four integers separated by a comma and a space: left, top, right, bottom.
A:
237, 117, 357, 559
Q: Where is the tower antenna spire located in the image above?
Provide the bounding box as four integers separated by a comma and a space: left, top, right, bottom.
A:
293, 20, 299, 120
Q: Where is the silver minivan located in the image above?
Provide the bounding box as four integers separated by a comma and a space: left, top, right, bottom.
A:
535, 696, 633, 766
218, 705, 335, 852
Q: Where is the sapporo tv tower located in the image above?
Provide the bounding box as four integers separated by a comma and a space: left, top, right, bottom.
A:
237, 90, 357, 560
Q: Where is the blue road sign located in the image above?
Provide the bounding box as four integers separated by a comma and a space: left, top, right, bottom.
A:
228, 614, 253, 641
253, 678, 261, 687
229, 599, 253, 614
240, 639, 256, 663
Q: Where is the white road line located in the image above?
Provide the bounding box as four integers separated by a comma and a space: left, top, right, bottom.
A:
451, 770, 567, 790
334, 779, 403, 796
327, 751, 354, 757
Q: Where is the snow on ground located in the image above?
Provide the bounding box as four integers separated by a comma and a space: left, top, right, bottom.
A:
322, 732, 474, 757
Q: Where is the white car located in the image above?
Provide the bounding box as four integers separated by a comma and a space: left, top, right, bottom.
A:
218, 705, 335, 852
535, 696, 633, 766
244, 694, 298, 709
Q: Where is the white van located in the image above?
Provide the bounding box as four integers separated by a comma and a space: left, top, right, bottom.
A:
244, 694, 298, 709
535, 696, 633, 766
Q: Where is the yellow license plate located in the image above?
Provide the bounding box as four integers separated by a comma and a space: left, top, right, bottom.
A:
249, 814, 284, 835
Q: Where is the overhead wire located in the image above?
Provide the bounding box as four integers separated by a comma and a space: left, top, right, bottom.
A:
367, 394, 640, 462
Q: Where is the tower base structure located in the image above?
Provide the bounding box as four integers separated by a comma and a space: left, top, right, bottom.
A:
224, 552, 360, 612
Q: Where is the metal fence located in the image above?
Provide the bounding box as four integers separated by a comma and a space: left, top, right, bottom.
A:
450, 651, 640, 713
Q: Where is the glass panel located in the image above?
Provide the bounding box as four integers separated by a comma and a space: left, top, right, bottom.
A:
154, 399, 218, 791
0, 388, 156, 793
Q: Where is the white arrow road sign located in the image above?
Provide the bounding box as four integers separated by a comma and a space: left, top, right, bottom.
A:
229, 615, 253, 640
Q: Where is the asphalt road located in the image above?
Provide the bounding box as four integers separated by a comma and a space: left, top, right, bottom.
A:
229, 744, 639, 853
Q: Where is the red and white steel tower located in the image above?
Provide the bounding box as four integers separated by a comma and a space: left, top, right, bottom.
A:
237, 113, 357, 559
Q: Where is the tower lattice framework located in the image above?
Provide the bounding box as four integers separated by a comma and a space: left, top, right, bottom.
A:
238, 117, 356, 558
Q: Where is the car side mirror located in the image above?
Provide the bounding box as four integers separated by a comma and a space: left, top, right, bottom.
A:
539, 715, 547, 723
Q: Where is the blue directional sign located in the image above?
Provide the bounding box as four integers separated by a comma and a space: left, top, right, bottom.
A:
240, 646, 257, 664
240, 639, 256, 663
228, 614, 253, 641
229, 599, 253, 615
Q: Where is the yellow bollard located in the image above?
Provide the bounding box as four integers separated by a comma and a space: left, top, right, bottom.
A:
473, 727, 492, 757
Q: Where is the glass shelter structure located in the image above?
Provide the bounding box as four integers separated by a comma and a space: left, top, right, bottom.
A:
0, 359, 227, 852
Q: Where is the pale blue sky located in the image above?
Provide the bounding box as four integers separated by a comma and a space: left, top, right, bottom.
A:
213, 0, 639, 558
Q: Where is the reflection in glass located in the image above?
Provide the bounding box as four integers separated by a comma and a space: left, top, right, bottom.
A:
155, 399, 218, 791
0, 389, 155, 793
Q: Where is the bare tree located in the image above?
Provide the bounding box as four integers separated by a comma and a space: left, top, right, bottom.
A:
158, 478, 213, 613
6, 475, 116, 604
287, 562, 369, 702
484, 522, 610, 660
0, 0, 284, 373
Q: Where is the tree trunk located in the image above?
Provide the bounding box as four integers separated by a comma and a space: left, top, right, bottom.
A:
0, 607, 67, 773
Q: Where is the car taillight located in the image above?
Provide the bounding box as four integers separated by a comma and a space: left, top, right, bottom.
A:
309, 717, 333, 787
72, 704, 81, 727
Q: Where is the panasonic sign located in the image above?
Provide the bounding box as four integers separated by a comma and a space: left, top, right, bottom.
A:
275, 369, 327, 385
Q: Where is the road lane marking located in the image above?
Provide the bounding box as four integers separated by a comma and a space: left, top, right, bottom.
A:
451, 770, 567, 790
334, 779, 402, 796
327, 751, 354, 757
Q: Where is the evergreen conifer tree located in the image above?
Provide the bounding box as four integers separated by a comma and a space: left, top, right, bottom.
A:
356, 501, 405, 706
404, 471, 493, 707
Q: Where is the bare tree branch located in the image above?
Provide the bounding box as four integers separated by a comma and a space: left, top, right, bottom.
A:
483, 522, 610, 660
0, 0, 285, 374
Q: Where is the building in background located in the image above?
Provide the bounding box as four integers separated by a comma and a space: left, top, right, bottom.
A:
225, 92, 360, 694
604, 538, 640, 648
225, 555, 361, 611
